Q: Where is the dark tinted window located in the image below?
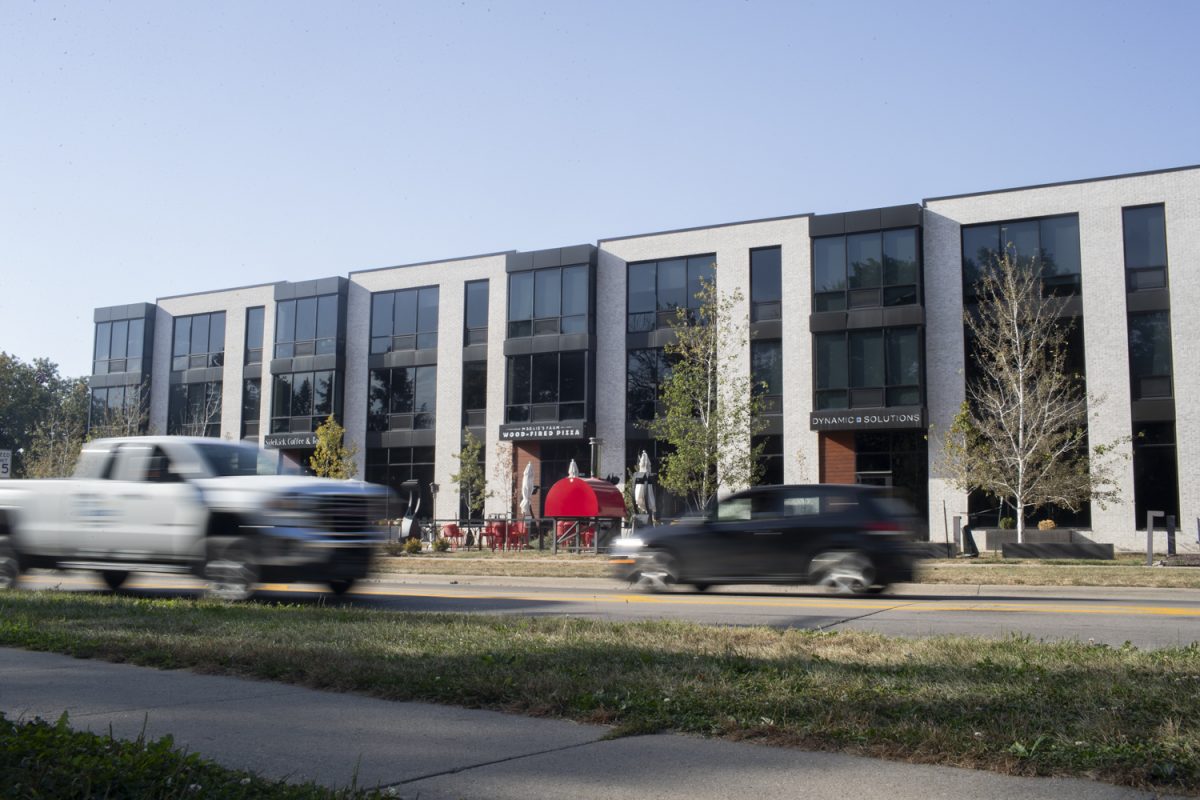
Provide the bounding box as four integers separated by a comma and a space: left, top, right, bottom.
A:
847, 233, 882, 289
463, 362, 487, 411
508, 272, 533, 321
465, 280, 489, 329
1123, 205, 1167, 270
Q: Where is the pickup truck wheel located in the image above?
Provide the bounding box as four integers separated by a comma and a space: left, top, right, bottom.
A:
327, 579, 355, 595
100, 570, 129, 591
204, 540, 259, 602
0, 544, 19, 591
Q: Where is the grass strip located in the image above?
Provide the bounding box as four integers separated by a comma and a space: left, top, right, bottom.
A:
377, 552, 1200, 588
0, 710, 379, 799
1, 591, 1197, 794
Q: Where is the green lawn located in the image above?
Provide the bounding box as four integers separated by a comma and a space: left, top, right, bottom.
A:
1, 591, 1197, 793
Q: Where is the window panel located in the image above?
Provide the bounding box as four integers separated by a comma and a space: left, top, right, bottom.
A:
246, 307, 264, 350
295, 298, 317, 342
371, 293, 394, 339
847, 232, 882, 289
885, 327, 920, 386
508, 272, 534, 321
316, 296, 337, 340
627, 349, 659, 421
628, 262, 656, 314
291, 373, 313, 418
1123, 205, 1167, 271
687, 256, 715, 307
507, 356, 531, 406
463, 362, 487, 411
94, 322, 112, 361
186, 314, 207, 358
882, 229, 918, 286
391, 368, 414, 413
273, 374, 292, 417
127, 319, 144, 359
414, 366, 436, 413
534, 269, 561, 318
562, 266, 588, 317
1040, 216, 1081, 276
751, 340, 783, 397
751, 247, 782, 304
1128, 311, 1173, 378
813, 237, 846, 294
275, 300, 295, 343
174, 317, 191, 357
210, 312, 226, 357
961, 225, 999, 286
368, 370, 389, 430
657, 259, 686, 311
1000, 220, 1039, 263
465, 280, 489, 329
849, 330, 884, 388
417, 287, 438, 333
815, 333, 847, 390
393, 289, 417, 335
110, 320, 128, 359
313, 371, 333, 416
531, 353, 558, 403
559, 351, 585, 402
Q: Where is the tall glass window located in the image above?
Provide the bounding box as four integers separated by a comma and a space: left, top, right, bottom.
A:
961, 214, 1080, 296
270, 370, 338, 433
508, 265, 589, 338
462, 362, 487, 427
1127, 311, 1173, 400
815, 327, 921, 410
367, 366, 437, 431
750, 247, 782, 322
172, 312, 226, 371
506, 352, 587, 422
1123, 205, 1168, 291
168, 381, 222, 437
626, 255, 714, 332
275, 295, 338, 358
245, 307, 264, 364
626, 348, 670, 422
813, 229, 920, 311
93, 317, 145, 375
365, 447, 436, 520
750, 340, 782, 415
464, 280, 489, 345
241, 378, 261, 439
370, 287, 438, 354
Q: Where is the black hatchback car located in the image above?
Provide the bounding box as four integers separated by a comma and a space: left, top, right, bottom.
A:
609, 484, 920, 594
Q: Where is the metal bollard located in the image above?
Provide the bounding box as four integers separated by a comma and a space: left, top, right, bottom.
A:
1166, 515, 1176, 556
1146, 510, 1163, 566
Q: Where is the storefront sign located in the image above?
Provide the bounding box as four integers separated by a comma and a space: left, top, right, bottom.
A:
499, 422, 587, 441
809, 408, 925, 431
263, 433, 319, 449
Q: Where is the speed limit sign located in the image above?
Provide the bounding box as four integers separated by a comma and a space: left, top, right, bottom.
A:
0, 450, 11, 479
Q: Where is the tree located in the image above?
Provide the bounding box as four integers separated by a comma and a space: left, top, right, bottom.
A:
310, 415, 358, 479
940, 250, 1124, 543
0, 353, 65, 477
24, 377, 89, 478
450, 429, 489, 519
645, 271, 767, 512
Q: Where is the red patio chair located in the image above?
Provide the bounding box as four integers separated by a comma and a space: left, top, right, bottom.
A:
507, 521, 528, 550
485, 520, 508, 551
441, 523, 463, 550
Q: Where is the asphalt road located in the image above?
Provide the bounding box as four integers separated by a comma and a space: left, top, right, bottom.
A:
15, 569, 1200, 648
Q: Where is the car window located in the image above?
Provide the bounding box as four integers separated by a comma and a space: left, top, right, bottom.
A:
782, 495, 821, 516
821, 491, 860, 515
716, 496, 751, 521
750, 492, 784, 520
108, 443, 155, 482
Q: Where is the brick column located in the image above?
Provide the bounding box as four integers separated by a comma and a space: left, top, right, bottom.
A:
513, 442, 541, 517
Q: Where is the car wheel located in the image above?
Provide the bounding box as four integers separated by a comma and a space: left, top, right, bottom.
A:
0, 543, 19, 591
100, 570, 129, 591
692, 583, 711, 592
637, 550, 679, 593
327, 579, 355, 595
204, 539, 259, 601
811, 550, 876, 595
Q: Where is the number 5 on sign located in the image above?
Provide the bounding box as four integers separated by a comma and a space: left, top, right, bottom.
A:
0, 450, 11, 479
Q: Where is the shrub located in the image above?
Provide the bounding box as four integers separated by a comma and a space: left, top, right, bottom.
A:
402, 538, 424, 555
432, 537, 451, 553
1038, 519, 1057, 530
998, 516, 1016, 530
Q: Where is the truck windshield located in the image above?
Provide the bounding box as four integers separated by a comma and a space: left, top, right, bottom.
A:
193, 442, 283, 477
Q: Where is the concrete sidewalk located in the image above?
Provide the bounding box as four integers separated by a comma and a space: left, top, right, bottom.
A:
0, 647, 1182, 799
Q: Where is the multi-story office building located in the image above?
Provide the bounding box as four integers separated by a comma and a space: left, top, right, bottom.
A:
89, 165, 1200, 549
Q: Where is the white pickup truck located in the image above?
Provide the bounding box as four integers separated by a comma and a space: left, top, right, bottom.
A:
0, 437, 391, 599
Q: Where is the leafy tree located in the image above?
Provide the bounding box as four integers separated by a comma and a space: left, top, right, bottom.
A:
940, 250, 1124, 542
24, 377, 89, 478
0, 353, 71, 478
310, 415, 358, 479
450, 429, 489, 519
645, 271, 767, 512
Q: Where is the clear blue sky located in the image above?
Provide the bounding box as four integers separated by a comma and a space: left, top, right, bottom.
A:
2, 0, 1197, 378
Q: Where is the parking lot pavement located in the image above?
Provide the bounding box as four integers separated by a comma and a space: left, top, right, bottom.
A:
0, 647, 1184, 800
